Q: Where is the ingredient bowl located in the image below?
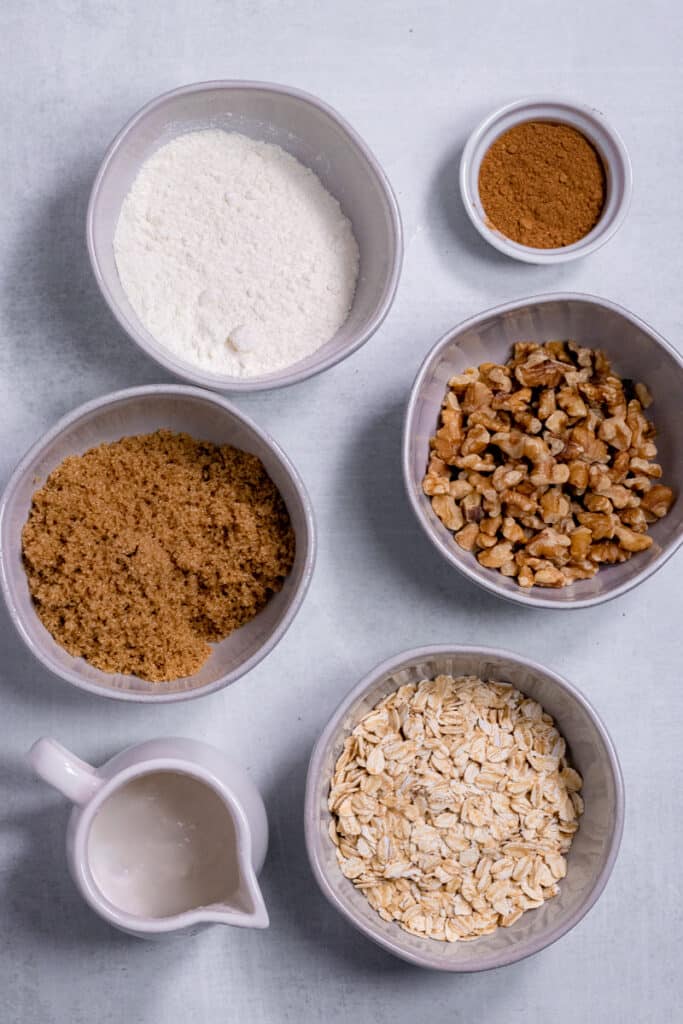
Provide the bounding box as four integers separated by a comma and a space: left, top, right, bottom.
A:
403, 293, 683, 609
0, 385, 315, 701
305, 644, 624, 972
459, 97, 632, 264
87, 80, 403, 391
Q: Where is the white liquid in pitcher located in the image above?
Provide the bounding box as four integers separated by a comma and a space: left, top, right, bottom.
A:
88, 772, 240, 918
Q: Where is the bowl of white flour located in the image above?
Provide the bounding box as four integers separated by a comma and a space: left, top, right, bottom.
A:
87, 81, 403, 390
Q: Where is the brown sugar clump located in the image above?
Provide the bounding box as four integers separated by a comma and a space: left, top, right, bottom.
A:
478, 121, 606, 248
21, 431, 296, 682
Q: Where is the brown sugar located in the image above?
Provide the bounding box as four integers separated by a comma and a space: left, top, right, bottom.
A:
478, 121, 606, 248
21, 431, 295, 682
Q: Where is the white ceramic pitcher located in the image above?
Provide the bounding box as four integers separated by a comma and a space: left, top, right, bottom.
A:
28, 736, 269, 938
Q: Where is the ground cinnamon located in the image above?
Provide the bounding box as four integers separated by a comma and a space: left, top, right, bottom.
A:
21, 431, 295, 682
478, 121, 606, 248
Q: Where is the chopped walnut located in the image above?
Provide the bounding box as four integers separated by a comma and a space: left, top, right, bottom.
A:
641, 484, 675, 519
454, 523, 479, 551
431, 495, 464, 532
423, 341, 675, 588
635, 381, 653, 408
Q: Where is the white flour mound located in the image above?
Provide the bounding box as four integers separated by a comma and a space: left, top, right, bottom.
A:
114, 129, 360, 378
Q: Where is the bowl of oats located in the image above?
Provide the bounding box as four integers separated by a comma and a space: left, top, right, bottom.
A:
305, 645, 624, 971
403, 293, 682, 607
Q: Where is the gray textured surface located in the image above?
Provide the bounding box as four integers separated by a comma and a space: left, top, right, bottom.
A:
1, 2, 681, 1022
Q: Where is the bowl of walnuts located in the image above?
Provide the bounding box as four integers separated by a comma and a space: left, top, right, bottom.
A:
403, 293, 682, 608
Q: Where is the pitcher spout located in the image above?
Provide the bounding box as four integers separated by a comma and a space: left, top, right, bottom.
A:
209, 861, 269, 930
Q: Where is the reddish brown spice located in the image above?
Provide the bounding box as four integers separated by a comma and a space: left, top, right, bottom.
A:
478, 121, 606, 249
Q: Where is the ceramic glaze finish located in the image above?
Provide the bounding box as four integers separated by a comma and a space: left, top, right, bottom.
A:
28, 737, 269, 937
0, 385, 316, 700
403, 294, 683, 608
305, 645, 624, 971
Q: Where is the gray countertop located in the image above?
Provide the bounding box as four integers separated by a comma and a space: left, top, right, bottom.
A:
1, 2, 681, 1022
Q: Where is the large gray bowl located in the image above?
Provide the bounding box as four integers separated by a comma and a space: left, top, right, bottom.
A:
87, 80, 403, 392
0, 385, 315, 702
305, 645, 624, 972
403, 293, 683, 608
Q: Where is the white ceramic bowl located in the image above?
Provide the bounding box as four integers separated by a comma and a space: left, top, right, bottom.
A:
0, 385, 315, 701
459, 97, 632, 263
305, 645, 624, 972
403, 293, 683, 609
87, 80, 403, 391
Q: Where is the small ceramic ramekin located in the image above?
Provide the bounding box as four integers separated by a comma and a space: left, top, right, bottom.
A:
305, 645, 624, 972
87, 80, 403, 391
459, 97, 632, 264
0, 385, 316, 701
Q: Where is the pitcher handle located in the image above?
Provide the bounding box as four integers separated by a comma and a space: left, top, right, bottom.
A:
28, 738, 102, 805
